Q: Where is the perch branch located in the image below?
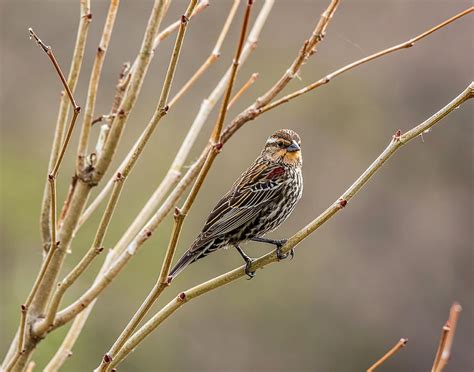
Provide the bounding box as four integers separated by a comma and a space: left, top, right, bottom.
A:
96, 3, 253, 369
367, 338, 408, 372
110, 82, 474, 368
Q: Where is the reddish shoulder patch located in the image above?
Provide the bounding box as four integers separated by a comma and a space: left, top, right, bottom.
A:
266, 166, 285, 179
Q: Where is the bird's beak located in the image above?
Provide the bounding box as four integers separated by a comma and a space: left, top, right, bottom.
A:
286, 142, 300, 152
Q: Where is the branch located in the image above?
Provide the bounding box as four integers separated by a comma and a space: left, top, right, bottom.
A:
3, 25, 85, 371
432, 302, 462, 372
367, 338, 408, 372
168, 0, 241, 108
87, 0, 170, 184
38, 0, 91, 252
110, 82, 473, 367
259, 7, 474, 114
96, 3, 253, 369
228, 72, 259, 109
70, 0, 274, 309
76, 0, 120, 172
33, 0, 199, 339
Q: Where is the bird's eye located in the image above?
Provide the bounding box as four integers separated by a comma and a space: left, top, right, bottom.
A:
277, 141, 285, 148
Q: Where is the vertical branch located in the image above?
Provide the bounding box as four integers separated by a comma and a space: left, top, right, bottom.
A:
34, 0, 200, 343
432, 302, 462, 372
76, 0, 120, 172
96, 3, 254, 370
75, 0, 274, 259
3, 27, 84, 372
89, 0, 171, 184
38, 0, 91, 251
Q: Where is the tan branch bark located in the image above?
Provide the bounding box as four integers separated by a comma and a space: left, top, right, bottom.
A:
96, 3, 253, 370
432, 302, 462, 372
367, 338, 408, 371
259, 7, 474, 114
33, 0, 199, 340
76, 0, 120, 172
110, 82, 474, 368
38, 0, 91, 253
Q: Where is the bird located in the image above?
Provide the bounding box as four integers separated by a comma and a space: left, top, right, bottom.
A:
169, 129, 303, 280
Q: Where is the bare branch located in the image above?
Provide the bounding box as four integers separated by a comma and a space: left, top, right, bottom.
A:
432, 302, 462, 372
259, 7, 474, 114
228, 72, 259, 109
96, 3, 253, 369
367, 338, 408, 371
76, 0, 120, 171
110, 83, 473, 367
34, 0, 199, 340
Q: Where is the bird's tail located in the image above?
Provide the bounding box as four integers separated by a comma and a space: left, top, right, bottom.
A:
168, 251, 196, 280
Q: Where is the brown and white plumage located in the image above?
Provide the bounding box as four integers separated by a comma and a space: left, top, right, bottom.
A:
169, 129, 303, 279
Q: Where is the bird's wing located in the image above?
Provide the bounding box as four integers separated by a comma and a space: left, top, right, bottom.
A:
190, 161, 288, 251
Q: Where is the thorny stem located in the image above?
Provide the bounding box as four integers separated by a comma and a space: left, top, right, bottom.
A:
97, 3, 253, 370
110, 83, 473, 367
259, 7, 474, 115
367, 338, 408, 371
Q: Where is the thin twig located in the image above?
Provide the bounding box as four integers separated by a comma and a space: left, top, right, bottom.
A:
259, 7, 474, 115
168, 0, 241, 108
432, 302, 462, 372
75, 0, 273, 255
228, 72, 259, 109
151, 0, 209, 51
110, 83, 474, 367
76, 0, 120, 172
3, 2, 171, 369
89, 0, 170, 184
367, 338, 408, 371
37, 0, 90, 252
97, 3, 253, 370
51, 2, 275, 336
34, 0, 199, 341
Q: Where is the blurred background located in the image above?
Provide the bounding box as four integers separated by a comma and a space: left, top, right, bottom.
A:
1, 0, 472, 371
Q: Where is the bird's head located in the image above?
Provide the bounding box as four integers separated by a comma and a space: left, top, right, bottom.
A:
261, 129, 302, 167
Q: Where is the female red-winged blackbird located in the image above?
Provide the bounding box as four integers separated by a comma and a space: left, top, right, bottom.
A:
169, 129, 303, 279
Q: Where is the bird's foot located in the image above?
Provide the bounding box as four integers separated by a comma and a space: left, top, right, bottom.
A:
245, 259, 256, 280
275, 239, 294, 260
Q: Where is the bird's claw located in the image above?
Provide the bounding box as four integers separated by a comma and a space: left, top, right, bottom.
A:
275, 239, 291, 260
245, 260, 256, 280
